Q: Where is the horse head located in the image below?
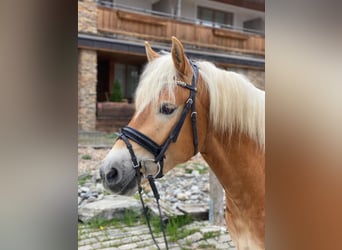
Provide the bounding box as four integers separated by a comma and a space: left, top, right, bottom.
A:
100, 37, 208, 195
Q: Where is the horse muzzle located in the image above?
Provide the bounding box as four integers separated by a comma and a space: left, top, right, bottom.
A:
99, 154, 138, 195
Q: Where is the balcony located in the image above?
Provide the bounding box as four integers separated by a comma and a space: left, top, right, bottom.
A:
96, 2, 264, 57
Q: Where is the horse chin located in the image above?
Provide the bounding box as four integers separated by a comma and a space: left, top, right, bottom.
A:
104, 175, 138, 196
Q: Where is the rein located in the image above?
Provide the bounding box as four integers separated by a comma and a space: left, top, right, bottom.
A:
116, 61, 199, 250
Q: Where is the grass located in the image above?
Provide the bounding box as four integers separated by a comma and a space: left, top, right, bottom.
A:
83, 211, 199, 242
148, 214, 195, 242
203, 231, 221, 240
78, 174, 91, 185
123, 209, 140, 226
85, 209, 141, 229
198, 243, 216, 249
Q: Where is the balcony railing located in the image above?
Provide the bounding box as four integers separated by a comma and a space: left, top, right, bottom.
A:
96, 1, 265, 56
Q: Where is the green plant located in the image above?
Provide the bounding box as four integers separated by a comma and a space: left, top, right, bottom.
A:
86, 217, 124, 230
203, 231, 221, 240
198, 243, 216, 249
149, 215, 194, 242
78, 174, 91, 185
123, 210, 140, 226
105, 133, 117, 140
81, 154, 92, 160
110, 80, 123, 102
85, 210, 141, 230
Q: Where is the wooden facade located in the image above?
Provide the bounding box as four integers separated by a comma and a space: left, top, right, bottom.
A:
97, 6, 264, 56
78, 1, 264, 132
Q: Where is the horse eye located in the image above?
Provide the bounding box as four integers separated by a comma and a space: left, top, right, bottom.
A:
160, 103, 176, 115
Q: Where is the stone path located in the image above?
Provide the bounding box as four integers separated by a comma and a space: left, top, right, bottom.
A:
78, 221, 236, 250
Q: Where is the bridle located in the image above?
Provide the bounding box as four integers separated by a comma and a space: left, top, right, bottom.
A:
117, 61, 199, 179
115, 61, 199, 250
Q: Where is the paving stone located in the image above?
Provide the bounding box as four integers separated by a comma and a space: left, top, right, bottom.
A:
135, 239, 154, 247
78, 245, 94, 250
98, 239, 122, 248
89, 243, 102, 249
98, 247, 120, 250
78, 238, 98, 246
200, 225, 222, 234
218, 234, 232, 243
216, 243, 234, 249
118, 243, 138, 249
184, 232, 203, 243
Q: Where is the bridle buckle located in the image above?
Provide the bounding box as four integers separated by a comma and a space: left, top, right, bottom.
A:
140, 159, 161, 179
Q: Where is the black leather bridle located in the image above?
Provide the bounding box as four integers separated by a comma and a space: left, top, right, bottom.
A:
116, 61, 199, 179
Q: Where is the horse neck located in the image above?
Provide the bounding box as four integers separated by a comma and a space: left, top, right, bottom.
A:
195, 71, 264, 201
201, 131, 265, 248
201, 131, 265, 214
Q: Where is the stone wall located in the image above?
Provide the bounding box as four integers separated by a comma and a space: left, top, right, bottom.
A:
78, 0, 97, 34
78, 49, 97, 131
233, 68, 265, 90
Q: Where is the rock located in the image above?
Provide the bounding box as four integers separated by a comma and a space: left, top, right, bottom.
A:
204, 183, 210, 192
80, 186, 90, 193
177, 203, 209, 220
95, 183, 104, 193
173, 188, 181, 196
192, 170, 200, 177
190, 195, 199, 200
87, 196, 97, 202
78, 195, 142, 223
80, 192, 91, 198
191, 185, 200, 193
176, 193, 189, 201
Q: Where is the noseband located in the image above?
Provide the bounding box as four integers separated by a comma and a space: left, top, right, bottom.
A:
116, 61, 199, 179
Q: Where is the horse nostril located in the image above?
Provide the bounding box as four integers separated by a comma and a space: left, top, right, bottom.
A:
106, 167, 119, 183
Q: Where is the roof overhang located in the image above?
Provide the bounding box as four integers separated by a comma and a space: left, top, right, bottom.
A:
78, 33, 264, 69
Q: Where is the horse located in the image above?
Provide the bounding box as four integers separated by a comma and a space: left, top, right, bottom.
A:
99, 36, 265, 250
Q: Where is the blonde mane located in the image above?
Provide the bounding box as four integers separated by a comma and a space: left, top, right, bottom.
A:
135, 54, 265, 150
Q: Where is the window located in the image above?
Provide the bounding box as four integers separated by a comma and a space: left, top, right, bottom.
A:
243, 17, 264, 33
113, 63, 140, 102
197, 7, 233, 27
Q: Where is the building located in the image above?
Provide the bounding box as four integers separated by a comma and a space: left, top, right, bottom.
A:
78, 0, 265, 132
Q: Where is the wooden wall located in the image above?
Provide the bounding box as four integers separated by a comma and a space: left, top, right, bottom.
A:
97, 7, 264, 56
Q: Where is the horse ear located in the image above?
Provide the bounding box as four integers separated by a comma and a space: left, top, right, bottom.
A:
145, 41, 159, 62
171, 36, 191, 75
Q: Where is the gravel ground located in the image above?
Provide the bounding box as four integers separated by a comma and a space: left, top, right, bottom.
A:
78, 146, 111, 175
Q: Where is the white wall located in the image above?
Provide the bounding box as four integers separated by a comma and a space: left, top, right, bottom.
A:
183, 0, 264, 29
114, 0, 152, 10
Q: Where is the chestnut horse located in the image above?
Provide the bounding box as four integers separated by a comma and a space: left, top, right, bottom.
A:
100, 37, 265, 249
